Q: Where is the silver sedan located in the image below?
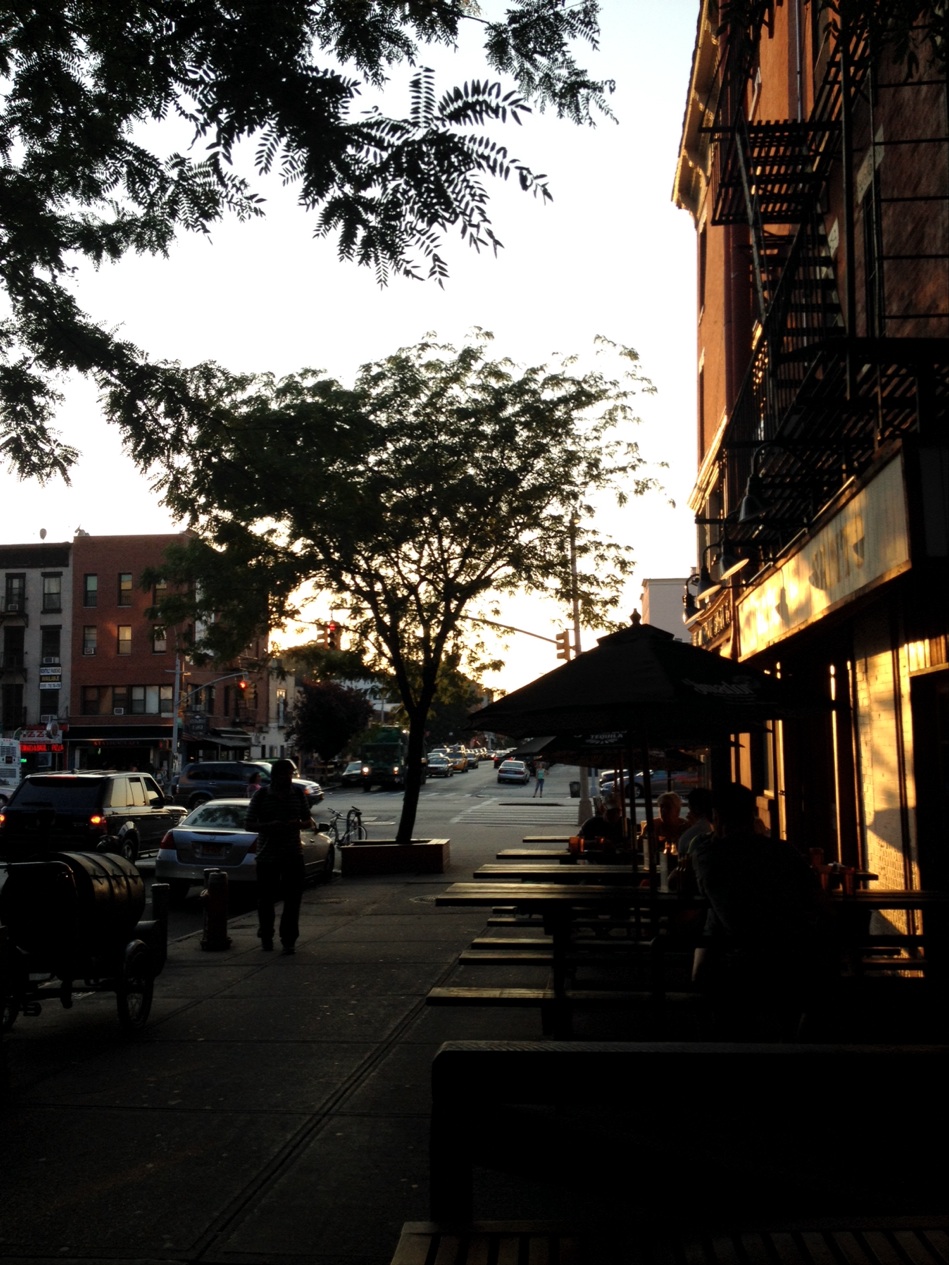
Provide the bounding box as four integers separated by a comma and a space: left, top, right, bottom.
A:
155, 798, 335, 901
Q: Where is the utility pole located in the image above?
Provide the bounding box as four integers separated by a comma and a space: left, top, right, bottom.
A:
569, 515, 594, 825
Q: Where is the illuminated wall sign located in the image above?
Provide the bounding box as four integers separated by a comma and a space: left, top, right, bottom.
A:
738, 454, 910, 657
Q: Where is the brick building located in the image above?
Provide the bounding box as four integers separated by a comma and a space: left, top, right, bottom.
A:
673, 3, 948, 888
0, 540, 72, 758
0, 532, 272, 778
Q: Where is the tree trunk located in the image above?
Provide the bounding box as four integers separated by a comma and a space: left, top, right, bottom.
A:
395, 709, 430, 845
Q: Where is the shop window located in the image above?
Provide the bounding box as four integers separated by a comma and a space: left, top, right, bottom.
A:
117, 625, 132, 655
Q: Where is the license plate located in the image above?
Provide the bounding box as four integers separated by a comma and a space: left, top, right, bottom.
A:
199, 844, 225, 857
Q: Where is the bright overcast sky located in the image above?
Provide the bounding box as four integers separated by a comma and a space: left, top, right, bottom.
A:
0, 1, 700, 691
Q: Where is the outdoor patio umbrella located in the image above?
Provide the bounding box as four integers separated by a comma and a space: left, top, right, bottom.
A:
469, 616, 830, 747
470, 616, 832, 881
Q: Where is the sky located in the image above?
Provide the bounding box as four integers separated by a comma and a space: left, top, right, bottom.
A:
0, 2, 700, 692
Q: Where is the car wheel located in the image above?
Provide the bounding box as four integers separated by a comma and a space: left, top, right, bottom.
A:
121, 836, 139, 863
188, 792, 211, 809
116, 942, 154, 1030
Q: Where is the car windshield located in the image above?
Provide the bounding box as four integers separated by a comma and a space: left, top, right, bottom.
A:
185, 802, 248, 829
11, 778, 103, 810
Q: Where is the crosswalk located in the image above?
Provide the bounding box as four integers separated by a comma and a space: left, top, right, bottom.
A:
451, 796, 580, 828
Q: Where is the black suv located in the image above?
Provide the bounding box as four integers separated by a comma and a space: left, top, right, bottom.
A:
172, 761, 324, 814
0, 772, 187, 863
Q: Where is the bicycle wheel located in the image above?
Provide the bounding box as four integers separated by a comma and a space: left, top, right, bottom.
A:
346, 810, 368, 841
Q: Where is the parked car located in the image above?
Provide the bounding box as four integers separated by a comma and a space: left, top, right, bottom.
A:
339, 760, 364, 787
427, 754, 454, 778
497, 759, 530, 785
173, 761, 324, 815
0, 771, 187, 862
155, 798, 335, 901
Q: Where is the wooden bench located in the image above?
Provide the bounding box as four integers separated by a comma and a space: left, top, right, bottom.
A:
391, 1218, 949, 1265
429, 1041, 949, 1225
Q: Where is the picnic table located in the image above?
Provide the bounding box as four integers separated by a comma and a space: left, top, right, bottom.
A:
475, 861, 641, 883
433, 881, 697, 1035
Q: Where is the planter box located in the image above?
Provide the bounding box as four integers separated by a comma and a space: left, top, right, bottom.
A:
339, 837, 450, 876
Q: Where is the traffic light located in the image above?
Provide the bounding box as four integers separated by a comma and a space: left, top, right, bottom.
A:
555, 629, 571, 661
237, 675, 247, 692
326, 621, 338, 650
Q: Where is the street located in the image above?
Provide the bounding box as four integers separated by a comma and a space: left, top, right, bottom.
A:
140, 760, 584, 939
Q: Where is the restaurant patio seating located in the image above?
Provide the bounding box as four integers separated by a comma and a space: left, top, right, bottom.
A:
412, 1039, 949, 1265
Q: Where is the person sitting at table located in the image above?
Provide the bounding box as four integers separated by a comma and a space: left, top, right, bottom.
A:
690, 782, 833, 1040
676, 787, 714, 856
639, 791, 687, 858
578, 803, 626, 849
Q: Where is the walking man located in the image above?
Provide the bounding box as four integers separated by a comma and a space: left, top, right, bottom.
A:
246, 758, 311, 955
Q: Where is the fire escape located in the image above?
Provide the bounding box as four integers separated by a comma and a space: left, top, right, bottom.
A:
694, 1, 949, 624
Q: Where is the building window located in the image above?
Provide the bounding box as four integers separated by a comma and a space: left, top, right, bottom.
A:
2, 682, 25, 729
42, 574, 62, 612
117, 625, 132, 655
152, 625, 167, 653
112, 686, 128, 713
83, 626, 97, 656
40, 627, 61, 661
152, 576, 169, 604
83, 574, 98, 607
118, 573, 133, 606
81, 685, 104, 716
125, 685, 174, 715
4, 574, 25, 612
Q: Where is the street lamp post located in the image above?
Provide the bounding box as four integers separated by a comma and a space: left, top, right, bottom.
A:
169, 660, 250, 780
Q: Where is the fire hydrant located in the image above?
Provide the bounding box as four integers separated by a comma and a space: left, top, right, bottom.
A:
200, 868, 231, 951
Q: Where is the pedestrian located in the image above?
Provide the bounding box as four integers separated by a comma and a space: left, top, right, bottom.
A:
533, 760, 547, 798
245, 758, 311, 955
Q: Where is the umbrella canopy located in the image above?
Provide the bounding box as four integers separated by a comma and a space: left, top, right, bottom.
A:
470, 617, 831, 746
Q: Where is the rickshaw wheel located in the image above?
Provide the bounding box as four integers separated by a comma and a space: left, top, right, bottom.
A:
1, 996, 17, 1032
116, 942, 154, 1030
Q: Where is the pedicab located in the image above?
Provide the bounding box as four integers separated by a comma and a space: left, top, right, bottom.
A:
0, 849, 165, 1033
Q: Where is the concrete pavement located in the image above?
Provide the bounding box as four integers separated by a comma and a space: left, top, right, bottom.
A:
0, 766, 585, 1265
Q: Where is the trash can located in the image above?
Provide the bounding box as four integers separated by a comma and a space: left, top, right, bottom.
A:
569, 780, 581, 798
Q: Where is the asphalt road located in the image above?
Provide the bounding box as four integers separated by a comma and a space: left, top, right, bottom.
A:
140, 760, 504, 939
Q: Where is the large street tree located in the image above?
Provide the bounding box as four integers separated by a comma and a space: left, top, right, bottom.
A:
287, 680, 374, 763
0, 0, 613, 482
151, 331, 660, 844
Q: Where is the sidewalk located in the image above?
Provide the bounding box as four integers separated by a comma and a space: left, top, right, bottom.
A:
0, 770, 582, 1265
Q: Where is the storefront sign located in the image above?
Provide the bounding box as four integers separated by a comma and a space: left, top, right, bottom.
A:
738, 455, 910, 656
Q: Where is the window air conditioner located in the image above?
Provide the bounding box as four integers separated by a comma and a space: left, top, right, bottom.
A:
40, 714, 56, 724
113, 707, 125, 715
42, 656, 59, 665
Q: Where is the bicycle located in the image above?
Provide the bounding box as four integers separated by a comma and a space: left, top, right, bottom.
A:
319, 806, 369, 846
